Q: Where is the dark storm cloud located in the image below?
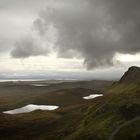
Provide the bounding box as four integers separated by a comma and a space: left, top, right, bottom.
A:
11, 35, 50, 58
11, 0, 140, 68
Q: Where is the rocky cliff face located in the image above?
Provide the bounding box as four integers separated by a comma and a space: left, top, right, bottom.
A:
119, 66, 140, 84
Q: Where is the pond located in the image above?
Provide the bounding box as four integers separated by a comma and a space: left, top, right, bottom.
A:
3, 104, 59, 114
83, 94, 103, 100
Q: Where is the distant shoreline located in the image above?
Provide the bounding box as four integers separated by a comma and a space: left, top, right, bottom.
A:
0, 79, 80, 83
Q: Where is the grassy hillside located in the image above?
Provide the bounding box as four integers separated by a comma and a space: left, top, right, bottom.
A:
0, 81, 139, 140
0, 69, 139, 140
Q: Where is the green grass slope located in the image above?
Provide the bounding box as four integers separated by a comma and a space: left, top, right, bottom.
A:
50, 89, 140, 140
45, 67, 140, 140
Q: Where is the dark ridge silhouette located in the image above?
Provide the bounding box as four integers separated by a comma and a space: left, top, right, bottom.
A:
119, 66, 140, 84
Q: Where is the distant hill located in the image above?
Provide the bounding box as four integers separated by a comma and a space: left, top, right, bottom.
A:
119, 66, 140, 84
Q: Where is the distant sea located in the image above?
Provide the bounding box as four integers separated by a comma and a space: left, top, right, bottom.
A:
0, 79, 46, 82
0, 78, 79, 82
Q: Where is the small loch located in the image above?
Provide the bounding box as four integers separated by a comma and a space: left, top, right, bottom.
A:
83, 94, 103, 100
32, 84, 48, 87
3, 104, 59, 114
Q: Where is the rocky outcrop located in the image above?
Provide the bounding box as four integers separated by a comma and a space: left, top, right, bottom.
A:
119, 66, 140, 84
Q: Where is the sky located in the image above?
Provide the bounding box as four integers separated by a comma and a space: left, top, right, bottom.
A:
0, 0, 140, 80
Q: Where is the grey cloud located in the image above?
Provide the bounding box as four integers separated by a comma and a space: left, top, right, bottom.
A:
11, 35, 49, 58
0, 38, 13, 53
11, 0, 140, 68
0, 0, 46, 14
0, 0, 46, 55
